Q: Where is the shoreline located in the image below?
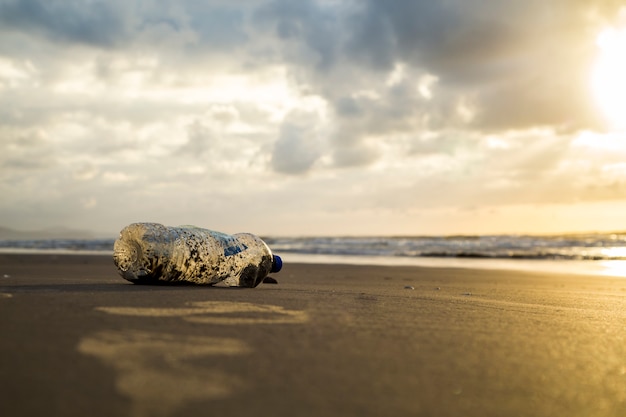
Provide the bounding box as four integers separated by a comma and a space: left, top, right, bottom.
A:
1, 249, 626, 278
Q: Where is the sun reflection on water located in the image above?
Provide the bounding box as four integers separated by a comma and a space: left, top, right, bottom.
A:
596, 260, 626, 277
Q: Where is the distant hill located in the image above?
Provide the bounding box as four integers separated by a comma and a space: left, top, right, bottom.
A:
0, 226, 96, 240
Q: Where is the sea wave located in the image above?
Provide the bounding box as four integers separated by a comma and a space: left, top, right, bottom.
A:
2, 233, 626, 261
263, 233, 626, 261
0, 238, 115, 253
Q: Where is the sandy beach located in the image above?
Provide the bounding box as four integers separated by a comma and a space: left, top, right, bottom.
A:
1, 253, 626, 417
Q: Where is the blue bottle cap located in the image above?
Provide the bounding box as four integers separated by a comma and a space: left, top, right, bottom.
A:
271, 255, 283, 273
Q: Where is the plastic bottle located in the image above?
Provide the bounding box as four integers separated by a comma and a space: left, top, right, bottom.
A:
113, 223, 282, 287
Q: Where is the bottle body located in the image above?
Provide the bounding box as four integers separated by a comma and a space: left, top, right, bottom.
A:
113, 223, 281, 287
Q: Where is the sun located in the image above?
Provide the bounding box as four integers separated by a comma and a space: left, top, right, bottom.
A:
592, 25, 626, 129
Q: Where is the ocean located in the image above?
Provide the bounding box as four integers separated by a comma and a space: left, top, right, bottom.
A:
265, 233, 626, 260
2, 233, 626, 277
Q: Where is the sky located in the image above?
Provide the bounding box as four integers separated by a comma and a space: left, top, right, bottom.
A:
1, 0, 626, 237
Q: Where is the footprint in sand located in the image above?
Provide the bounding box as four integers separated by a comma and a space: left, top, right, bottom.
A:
78, 330, 249, 417
78, 302, 308, 417
96, 300, 309, 324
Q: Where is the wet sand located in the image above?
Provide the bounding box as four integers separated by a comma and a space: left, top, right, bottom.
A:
1, 254, 626, 417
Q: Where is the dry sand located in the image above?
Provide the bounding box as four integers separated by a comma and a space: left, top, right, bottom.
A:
1, 254, 626, 417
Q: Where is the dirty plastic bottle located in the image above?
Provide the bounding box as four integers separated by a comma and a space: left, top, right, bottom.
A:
113, 223, 282, 287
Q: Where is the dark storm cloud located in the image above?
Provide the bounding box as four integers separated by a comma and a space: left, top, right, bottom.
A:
256, 0, 619, 140
346, 0, 620, 81
341, 0, 615, 131
1, 0, 626, 235
346, 0, 554, 80
0, 0, 621, 175
0, 0, 251, 52
253, 0, 341, 70
0, 0, 132, 47
188, 6, 248, 47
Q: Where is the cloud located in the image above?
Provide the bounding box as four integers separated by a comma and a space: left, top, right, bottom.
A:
179, 120, 214, 157
253, 0, 342, 70
258, 0, 616, 133
0, 0, 133, 47
271, 111, 324, 174
0, 127, 62, 204
331, 143, 380, 168
1, 0, 625, 235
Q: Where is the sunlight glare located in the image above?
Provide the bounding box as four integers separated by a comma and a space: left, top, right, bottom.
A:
597, 260, 626, 277
592, 25, 626, 129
